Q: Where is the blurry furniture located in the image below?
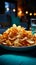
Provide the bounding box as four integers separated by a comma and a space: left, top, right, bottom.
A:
0, 54, 36, 65
11, 15, 20, 26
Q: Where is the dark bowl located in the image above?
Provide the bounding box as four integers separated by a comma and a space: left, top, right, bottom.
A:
0, 44, 36, 51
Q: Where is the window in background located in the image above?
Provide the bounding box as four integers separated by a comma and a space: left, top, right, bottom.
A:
5, 2, 10, 14
5, 2, 16, 15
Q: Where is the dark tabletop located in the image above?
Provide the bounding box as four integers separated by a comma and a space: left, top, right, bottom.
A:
0, 45, 36, 57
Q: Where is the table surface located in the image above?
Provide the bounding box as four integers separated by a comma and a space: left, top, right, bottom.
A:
0, 45, 36, 65
0, 54, 36, 65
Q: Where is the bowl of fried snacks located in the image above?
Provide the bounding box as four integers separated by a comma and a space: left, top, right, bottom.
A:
0, 24, 36, 51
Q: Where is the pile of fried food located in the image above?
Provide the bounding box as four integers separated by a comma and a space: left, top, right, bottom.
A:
0, 24, 36, 47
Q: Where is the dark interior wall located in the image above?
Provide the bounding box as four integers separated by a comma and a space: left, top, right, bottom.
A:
0, 2, 5, 14
22, 0, 36, 12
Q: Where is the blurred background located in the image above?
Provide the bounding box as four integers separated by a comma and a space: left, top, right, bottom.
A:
0, 0, 36, 33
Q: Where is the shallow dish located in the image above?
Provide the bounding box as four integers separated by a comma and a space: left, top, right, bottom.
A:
0, 44, 36, 51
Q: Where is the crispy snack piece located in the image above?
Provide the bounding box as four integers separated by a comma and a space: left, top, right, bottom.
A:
0, 24, 36, 47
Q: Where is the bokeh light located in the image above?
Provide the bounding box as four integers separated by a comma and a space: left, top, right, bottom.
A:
25, 11, 28, 14
29, 13, 32, 16
13, 9, 16, 12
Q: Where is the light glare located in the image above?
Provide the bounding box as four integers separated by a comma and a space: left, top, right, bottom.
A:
13, 9, 16, 12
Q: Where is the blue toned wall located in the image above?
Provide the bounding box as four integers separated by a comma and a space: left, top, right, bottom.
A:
0, 14, 9, 33
0, 14, 7, 23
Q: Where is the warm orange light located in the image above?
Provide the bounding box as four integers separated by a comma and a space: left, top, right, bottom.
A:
25, 11, 28, 14
18, 8, 21, 11
29, 13, 32, 16
19, 11, 22, 14
18, 10, 22, 17
34, 13, 36, 16
18, 8, 24, 17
